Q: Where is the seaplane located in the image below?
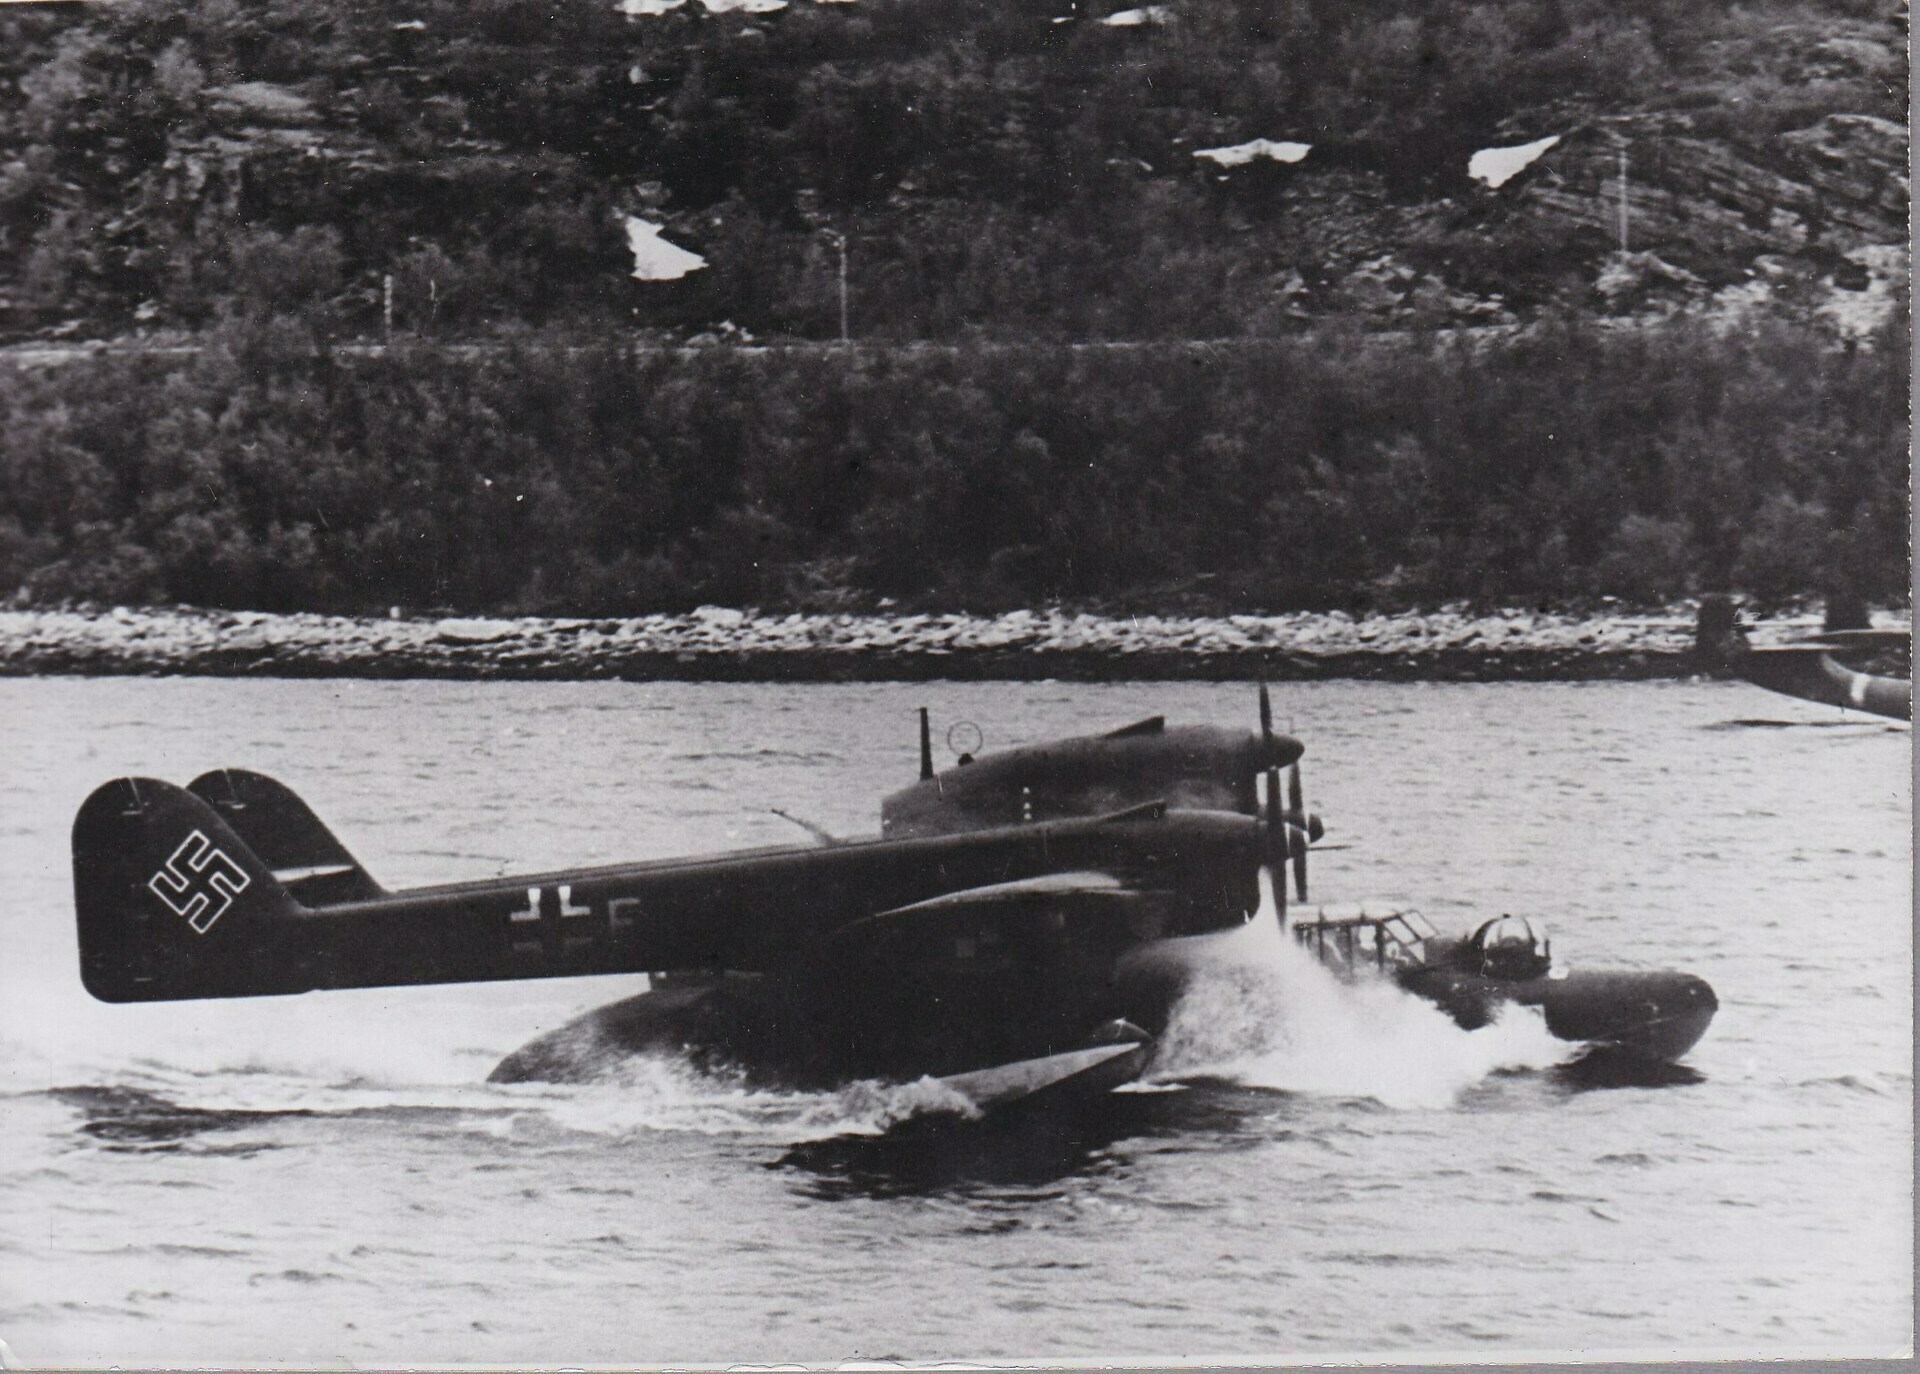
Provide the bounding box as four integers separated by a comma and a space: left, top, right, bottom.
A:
72, 690, 1717, 1118
1733, 627, 1911, 722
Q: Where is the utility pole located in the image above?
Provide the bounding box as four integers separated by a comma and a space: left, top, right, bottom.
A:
825, 230, 849, 344
1616, 144, 1630, 254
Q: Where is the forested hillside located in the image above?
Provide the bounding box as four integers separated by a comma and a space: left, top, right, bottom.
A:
0, 0, 1907, 615
2, 320, 1906, 614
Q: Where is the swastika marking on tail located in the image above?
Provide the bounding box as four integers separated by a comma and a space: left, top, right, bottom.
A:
148, 830, 251, 934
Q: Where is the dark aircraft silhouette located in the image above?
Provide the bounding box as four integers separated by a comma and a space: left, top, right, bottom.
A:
1733, 627, 1911, 722
72, 691, 1714, 1115
1697, 599, 1910, 722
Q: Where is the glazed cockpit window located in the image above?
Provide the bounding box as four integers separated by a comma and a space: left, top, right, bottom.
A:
1473, 915, 1552, 977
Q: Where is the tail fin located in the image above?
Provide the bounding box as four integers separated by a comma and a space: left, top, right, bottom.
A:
188, 769, 385, 904
74, 778, 309, 1002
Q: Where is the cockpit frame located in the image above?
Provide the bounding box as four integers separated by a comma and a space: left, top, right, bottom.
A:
1292, 907, 1438, 973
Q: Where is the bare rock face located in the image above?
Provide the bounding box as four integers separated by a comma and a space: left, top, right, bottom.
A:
1503, 116, 1907, 277
1594, 251, 1705, 313
1338, 254, 1419, 314
1778, 114, 1910, 231
1431, 109, 1908, 329
1204, 91, 1907, 330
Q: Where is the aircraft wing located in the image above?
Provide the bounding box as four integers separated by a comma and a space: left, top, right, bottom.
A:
1790, 628, 1911, 652
830, 871, 1170, 942
935, 1037, 1151, 1113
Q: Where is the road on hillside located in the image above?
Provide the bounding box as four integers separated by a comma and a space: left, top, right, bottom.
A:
0, 324, 1521, 369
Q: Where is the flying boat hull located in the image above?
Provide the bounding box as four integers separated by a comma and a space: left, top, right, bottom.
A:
1397, 965, 1719, 1062
1737, 646, 1910, 721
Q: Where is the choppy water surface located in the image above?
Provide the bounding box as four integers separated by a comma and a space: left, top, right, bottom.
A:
0, 678, 1909, 1366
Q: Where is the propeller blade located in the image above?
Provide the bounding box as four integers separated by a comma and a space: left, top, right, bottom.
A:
1259, 863, 1284, 930
1262, 764, 1286, 928
1288, 764, 1309, 901
1259, 682, 1273, 743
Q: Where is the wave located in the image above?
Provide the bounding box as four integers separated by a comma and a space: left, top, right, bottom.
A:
496, 1054, 981, 1141
0, 974, 651, 1099
1795, 1070, 1913, 1097
1152, 918, 1571, 1110
31, 1051, 996, 1154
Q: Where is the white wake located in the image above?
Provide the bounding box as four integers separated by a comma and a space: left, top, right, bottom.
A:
1153, 914, 1570, 1109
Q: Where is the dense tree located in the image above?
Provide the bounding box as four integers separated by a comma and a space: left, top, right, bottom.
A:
0, 314, 1905, 613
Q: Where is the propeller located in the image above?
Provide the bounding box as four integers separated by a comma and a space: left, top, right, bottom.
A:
1254, 683, 1324, 919
1251, 683, 1289, 928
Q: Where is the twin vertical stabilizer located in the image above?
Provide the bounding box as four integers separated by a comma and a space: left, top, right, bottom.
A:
73, 778, 308, 1002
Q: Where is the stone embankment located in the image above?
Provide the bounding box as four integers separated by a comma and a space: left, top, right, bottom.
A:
0, 602, 1859, 681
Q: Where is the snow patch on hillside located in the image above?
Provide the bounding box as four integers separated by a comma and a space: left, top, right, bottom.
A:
1100, 6, 1167, 25
1194, 138, 1311, 167
1468, 134, 1561, 187
622, 216, 707, 280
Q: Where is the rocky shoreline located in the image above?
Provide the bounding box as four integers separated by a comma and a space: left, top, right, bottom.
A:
0, 602, 1871, 682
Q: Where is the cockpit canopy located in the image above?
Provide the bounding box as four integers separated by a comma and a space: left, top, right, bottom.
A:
1292, 905, 1436, 971
1469, 915, 1552, 980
